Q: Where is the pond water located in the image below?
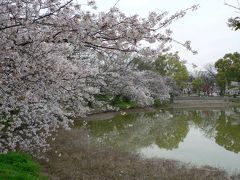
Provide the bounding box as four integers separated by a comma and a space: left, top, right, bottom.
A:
77, 107, 240, 172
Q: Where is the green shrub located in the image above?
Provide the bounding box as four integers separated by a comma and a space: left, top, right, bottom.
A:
111, 96, 137, 109
153, 99, 162, 107
95, 94, 113, 102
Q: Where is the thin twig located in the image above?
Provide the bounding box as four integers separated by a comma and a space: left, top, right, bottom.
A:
113, 0, 121, 8
224, 0, 240, 10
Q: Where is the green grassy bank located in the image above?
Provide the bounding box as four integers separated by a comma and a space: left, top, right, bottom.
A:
0, 152, 45, 180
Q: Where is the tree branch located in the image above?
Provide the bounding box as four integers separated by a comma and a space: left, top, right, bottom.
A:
33, 0, 74, 23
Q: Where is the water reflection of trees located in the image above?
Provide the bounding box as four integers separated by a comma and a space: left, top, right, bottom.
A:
173, 108, 240, 153
173, 109, 221, 139
153, 114, 188, 150
79, 107, 240, 153
82, 111, 189, 151
215, 110, 240, 153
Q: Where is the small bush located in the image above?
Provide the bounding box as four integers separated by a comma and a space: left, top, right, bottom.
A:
111, 96, 137, 109
95, 94, 113, 101
154, 99, 162, 107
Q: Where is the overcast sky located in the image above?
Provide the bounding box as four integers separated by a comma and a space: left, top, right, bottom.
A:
88, 0, 240, 72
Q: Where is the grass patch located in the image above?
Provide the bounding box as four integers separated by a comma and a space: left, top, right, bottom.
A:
0, 152, 46, 180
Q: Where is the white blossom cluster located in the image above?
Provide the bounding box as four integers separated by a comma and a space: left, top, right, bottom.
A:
101, 67, 170, 106
0, 0, 197, 155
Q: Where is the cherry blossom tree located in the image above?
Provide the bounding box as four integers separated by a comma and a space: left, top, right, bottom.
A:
225, 0, 240, 30
101, 68, 170, 107
0, 0, 198, 155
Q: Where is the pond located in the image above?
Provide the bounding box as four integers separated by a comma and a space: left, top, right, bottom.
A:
77, 107, 240, 172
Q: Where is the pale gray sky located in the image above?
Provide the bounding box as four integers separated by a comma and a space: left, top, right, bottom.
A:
87, 0, 240, 72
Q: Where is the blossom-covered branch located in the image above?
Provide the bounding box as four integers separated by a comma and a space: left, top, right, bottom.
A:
0, 0, 196, 155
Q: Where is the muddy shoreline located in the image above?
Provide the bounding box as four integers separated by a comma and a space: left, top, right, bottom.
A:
41, 129, 240, 180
